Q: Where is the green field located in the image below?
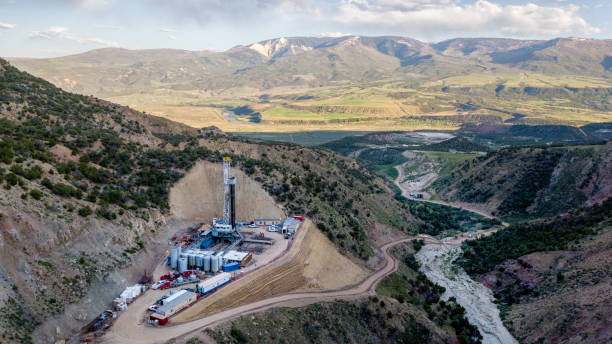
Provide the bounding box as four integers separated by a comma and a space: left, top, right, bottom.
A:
423, 152, 481, 177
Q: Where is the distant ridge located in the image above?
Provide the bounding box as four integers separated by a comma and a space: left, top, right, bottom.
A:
7, 36, 612, 96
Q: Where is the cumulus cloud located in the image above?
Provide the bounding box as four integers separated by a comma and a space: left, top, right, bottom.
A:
28, 26, 119, 47
0, 22, 16, 29
334, 0, 600, 37
317, 32, 352, 37
94, 24, 121, 30
159, 28, 177, 33
54, 0, 112, 10
146, 0, 319, 24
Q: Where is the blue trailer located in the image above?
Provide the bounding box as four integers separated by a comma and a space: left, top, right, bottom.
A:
222, 262, 240, 272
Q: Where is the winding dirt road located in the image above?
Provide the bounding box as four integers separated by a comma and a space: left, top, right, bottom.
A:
394, 164, 509, 226
102, 234, 442, 344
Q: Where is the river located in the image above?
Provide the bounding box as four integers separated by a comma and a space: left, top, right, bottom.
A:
416, 244, 518, 344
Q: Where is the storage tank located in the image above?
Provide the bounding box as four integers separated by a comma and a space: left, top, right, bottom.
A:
188, 254, 196, 268
199, 254, 206, 269
211, 255, 219, 273
217, 256, 223, 270
204, 255, 211, 272
195, 255, 202, 269
170, 247, 179, 270
178, 258, 188, 273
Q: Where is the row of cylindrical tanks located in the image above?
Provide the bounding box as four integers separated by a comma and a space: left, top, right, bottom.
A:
170, 247, 224, 273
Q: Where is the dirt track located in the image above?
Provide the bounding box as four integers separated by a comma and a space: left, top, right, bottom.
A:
394, 164, 509, 226
101, 233, 444, 344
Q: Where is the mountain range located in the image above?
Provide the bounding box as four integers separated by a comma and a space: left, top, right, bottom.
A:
8, 36, 612, 97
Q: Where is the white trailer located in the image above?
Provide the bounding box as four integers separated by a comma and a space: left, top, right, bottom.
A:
197, 272, 232, 295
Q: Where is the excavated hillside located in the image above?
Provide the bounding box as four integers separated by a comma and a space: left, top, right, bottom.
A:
169, 160, 284, 221
432, 143, 612, 218
0, 59, 414, 343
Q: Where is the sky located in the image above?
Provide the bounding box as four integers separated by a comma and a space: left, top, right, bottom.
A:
0, 0, 610, 58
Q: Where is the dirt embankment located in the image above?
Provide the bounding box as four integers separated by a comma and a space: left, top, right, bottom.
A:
169, 160, 284, 221
173, 220, 367, 322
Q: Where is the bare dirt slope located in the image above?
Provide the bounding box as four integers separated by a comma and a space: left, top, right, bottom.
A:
173, 220, 367, 322
169, 160, 284, 221
480, 226, 612, 344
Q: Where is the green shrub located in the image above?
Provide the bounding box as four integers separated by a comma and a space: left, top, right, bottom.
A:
29, 189, 43, 200
78, 206, 92, 217
230, 325, 247, 343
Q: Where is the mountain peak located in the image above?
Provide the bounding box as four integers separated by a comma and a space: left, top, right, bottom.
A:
248, 37, 313, 58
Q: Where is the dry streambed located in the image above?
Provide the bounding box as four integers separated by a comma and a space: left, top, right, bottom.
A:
416, 244, 518, 344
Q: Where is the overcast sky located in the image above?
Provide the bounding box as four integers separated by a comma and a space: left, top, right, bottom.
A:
0, 0, 610, 58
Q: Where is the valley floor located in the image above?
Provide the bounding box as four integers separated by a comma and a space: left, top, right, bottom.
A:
416, 245, 517, 344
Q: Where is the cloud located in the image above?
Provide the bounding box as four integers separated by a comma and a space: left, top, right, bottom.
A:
55, 0, 112, 10
94, 24, 121, 30
167, 35, 177, 40
159, 28, 177, 33
29, 26, 119, 47
0, 22, 16, 29
146, 0, 319, 24
334, 0, 600, 38
317, 32, 352, 37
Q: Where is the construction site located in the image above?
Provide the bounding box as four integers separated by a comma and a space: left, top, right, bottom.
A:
80, 157, 367, 343
76, 157, 305, 340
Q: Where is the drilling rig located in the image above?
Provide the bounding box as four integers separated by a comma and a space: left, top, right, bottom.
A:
212, 157, 241, 246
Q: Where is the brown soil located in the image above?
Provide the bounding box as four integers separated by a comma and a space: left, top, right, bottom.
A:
481, 227, 612, 344
169, 160, 285, 221
172, 220, 366, 322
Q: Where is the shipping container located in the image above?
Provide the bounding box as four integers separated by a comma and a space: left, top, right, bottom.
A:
222, 262, 240, 272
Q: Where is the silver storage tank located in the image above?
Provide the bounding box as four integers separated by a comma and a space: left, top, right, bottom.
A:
204, 255, 211, 272
200, 254, 206, 271
211, 255, 219, 273
178, 258, 188, 273
195, 254, 202, 268
188, 254, 196, 268
170, 247, 179, 270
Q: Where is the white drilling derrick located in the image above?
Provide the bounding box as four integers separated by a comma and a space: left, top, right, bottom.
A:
222, 157, 236, 226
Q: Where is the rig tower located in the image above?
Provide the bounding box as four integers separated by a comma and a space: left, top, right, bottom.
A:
222, 157, 236, 228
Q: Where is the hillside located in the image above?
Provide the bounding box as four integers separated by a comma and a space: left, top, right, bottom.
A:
431, 141, 612, 343
0, 59, 419, 343
457, 196, 611, 344
7, 36, 612, 134
432, 143, 612, 218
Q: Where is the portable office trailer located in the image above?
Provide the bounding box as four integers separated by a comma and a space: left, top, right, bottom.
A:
156, 290, 198, 318
254, 218, 282, 226
197, 272, 231, 295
